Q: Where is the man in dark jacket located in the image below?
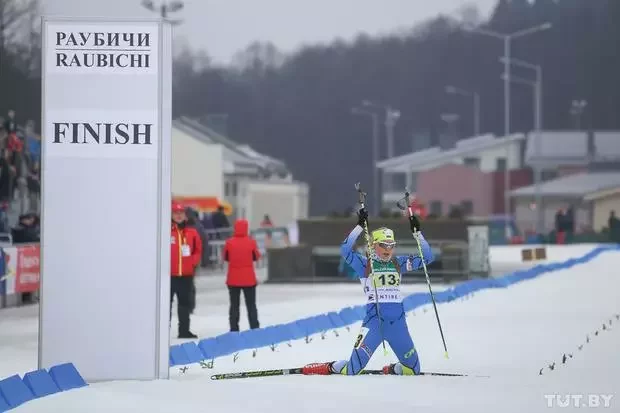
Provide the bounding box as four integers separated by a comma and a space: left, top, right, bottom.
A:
184, 207, 208, 314
223, 219, 260, 332
211, 205, 231, 239
12, 213, 39, 243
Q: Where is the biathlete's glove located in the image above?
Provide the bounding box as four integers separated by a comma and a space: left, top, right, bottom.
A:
357, 207, 368, 227
408, 213, 421, 233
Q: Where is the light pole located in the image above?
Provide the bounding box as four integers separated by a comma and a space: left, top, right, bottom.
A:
464, 22, 552, 237
362, 100, 401, 160
500, 57, 543, 234
570, 100, 587, 130
362, 100, 401, 196
440, 113, 460, 147
141, 0, 184, 24
352, 106, 380, 215
445, 86, 481, 136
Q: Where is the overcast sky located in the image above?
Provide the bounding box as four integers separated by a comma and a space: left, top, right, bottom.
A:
42, 0, 496, 64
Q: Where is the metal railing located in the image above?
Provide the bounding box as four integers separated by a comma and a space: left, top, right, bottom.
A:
201, 226, 290, 272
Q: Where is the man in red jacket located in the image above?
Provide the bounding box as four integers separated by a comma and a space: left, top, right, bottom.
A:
171, 201, 202, 338
223, 219, 261, 331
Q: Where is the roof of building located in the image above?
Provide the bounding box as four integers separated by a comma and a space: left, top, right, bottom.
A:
376, 133, 525, 173
525, 130, 620, 166
173, 117, 290, 177
509, 172, 620, 198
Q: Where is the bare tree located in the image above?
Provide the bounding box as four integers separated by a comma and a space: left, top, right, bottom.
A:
0, 0, 38, 56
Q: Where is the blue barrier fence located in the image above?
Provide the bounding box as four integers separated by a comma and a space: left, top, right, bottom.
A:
0, 363, 86, 412
2, 244, 618, 411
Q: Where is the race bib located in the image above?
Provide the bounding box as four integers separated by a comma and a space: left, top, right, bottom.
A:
181, 244, 191, 257
360, 267, 402, 304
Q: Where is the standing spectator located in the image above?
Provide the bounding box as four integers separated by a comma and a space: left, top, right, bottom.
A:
260, 214, 273, 248
260, 214, 273, 227
223, 218, 260, 332
27, 161, 40, 213
211, 205, 230, 238
201, 212, 216, 266
608, 211, 620, 243
170, 201, 202, 338
0, 149, 16, 203
11, 212, 40, 243
183, 206, 208, 315
3, 110, 16, 134
185, 207, 208, 267
25, 121, 41, 165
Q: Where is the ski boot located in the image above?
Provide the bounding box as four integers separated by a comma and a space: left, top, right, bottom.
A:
382, 363, 418, 375
382, 363, 397, 375
302, 362, 336, 375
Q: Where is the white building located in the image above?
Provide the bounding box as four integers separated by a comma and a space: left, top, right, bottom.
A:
173, 117, 309, 229
171, 124, 224, 200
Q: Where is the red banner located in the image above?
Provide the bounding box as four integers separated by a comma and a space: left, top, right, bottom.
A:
15, 244, 40, 293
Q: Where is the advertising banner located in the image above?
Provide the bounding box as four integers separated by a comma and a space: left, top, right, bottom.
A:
0, 245, 40, 294
16, 245, 40, 293
40, 17, 172, 381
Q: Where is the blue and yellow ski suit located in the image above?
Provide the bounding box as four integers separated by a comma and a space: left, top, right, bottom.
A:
331, 225, 434, 375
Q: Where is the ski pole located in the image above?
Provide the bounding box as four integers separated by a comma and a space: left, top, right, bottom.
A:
355, 182, 388, 356
399, 189, 449, 359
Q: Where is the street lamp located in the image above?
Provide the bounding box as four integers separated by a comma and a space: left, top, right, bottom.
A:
464, 22, 552, 237
440, 113, 460, 148
570, 100, 587, 130
362, 100, 401, 197
141, 0, 184, 25
445, 86, 481, 136
500, 57, 543, 234
361, 100, 401, 160
352, 106, 380, 215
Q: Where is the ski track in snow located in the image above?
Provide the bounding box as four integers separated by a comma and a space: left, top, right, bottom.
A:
2, 251, 620, 413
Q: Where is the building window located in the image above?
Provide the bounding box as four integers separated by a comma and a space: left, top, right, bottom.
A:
231, 181, 238, 196
429, 201, 442, 217
460, 200, 474, 215
496, 158, 507, 171
224, 181, 230, 196
463, 157, 480, 168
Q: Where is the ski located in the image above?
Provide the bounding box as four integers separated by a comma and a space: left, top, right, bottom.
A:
210, 368, 487, 380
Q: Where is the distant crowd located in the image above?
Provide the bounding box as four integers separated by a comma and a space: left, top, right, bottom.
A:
0, 109, 41, 237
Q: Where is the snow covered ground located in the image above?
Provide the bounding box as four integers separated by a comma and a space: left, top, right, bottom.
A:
2, 249, 620, 412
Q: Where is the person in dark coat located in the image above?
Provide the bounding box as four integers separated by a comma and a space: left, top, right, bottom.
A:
11, 213, 39, 243
608, 210, 620, 243
184, 207, 208, 313
211, 205, 231, 239
185, 207, 209, 267
223, 219, 260, 331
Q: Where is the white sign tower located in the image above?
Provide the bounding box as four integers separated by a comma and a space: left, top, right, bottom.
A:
39, 17, 172, 381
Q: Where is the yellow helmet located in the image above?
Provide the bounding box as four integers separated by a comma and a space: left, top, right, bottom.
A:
371, 227, 396, 245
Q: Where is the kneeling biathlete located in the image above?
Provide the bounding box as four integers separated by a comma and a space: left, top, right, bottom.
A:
304, 207, 434, 376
